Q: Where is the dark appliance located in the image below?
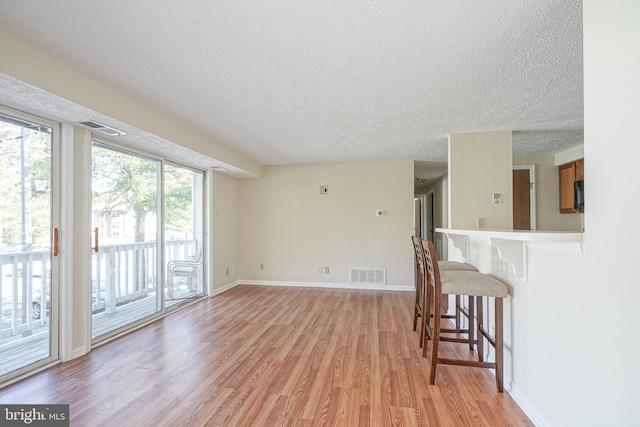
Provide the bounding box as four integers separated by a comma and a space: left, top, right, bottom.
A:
574, 180, 584, 213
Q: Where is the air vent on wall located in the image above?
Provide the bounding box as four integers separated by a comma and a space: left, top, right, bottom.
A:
79, 120, 126, 136
349, 268, 386, 285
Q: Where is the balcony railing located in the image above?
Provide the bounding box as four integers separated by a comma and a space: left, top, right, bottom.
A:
0, 239, 197, 339
0, 250, 50, 340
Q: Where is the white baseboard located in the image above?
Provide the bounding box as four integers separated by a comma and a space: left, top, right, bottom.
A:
238, 280, 413, 292
210, 280, 241, 296
509, 384, 550, 427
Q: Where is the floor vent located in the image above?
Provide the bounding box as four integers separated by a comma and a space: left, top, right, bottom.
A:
349, 268, 386, 285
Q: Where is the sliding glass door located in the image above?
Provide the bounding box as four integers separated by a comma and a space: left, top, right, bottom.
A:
0, 110, 58, 380
164, 163, 204, 307
91, 143, 161, 340
91, 144, 205, 341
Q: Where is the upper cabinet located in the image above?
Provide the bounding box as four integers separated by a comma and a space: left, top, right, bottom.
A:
559, 159, 584, 214
575, 158, 584, 181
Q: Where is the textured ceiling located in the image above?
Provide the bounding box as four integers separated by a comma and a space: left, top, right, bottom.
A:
0, 0, 583, 180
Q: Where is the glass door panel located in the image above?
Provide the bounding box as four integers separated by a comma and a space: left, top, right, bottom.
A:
91, 143, 161, 340
164, 164, 204, 307
0, 111, 56, 379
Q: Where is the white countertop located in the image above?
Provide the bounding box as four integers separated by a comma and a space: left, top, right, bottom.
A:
435, 228, 583, 243
436, 228, 584, 281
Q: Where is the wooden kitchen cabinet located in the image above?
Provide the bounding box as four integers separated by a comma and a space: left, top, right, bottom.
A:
575, 158, 584, 180
559, 159, 584, 214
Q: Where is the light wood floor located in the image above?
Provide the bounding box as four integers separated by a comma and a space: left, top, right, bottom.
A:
0, 285, 534, 426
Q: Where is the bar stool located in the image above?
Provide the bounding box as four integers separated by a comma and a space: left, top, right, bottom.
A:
436, 256, 477, 350
420, 240, 478, 352
411, 236, 426, 344
412, 237, 459, 348
422, 240, 508, 392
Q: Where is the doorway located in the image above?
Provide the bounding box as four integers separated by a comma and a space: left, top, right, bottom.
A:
413, 198, 422, 238
414, 193, 435, 243
513, 165, 536, 230
425, 190, 435, 243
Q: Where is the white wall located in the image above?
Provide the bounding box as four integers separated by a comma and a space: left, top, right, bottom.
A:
212, 172, 240, 292
449, 131, 513, 229
577, 1, 640, 424
237, 161, 415, 287
513, 154, 582, 231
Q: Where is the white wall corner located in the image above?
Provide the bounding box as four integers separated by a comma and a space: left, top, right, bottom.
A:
211, 280, 241, 296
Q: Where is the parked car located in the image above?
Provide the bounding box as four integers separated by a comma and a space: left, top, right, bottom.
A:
32, 288, 50, 320
32, 283, 107, 319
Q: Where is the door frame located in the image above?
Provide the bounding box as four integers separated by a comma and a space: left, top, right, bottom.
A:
513, 165, 536, 230
414, 195, 426, 240
426, 190, 435, 244
0, 106, 61, 382
90, 141, 164, 343
414, 192, 436, 243
163, 161, 206, 308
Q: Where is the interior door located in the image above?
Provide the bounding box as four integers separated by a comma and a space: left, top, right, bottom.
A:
513, 169, 531, 230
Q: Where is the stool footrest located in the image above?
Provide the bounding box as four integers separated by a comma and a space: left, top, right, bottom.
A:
441, 327, 470, 334
439, 336, 477, 345
437, 358, 496, 369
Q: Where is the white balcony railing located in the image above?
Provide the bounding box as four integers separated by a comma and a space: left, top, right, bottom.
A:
0, 239, 196, 339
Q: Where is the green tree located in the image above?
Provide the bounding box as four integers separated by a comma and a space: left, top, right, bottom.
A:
92, 146, 159, 242
0, 118, 52, 249
164, 164, 194, 239
92, 145, 197, 243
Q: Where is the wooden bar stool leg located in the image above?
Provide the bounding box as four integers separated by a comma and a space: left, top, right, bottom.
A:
419, 274, 426, 348
429, 283, 442, 385
422, 281, 434, 358
477, 296, 484, 362
495, 296, 504, 392
413, 273, 421, 332
455, 295, 461, 329
468, 296, 475, 351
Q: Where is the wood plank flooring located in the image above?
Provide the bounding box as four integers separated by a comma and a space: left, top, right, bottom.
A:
0, 285, 534, 426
